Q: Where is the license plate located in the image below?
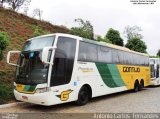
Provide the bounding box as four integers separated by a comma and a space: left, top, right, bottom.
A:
22, 96, 28, 100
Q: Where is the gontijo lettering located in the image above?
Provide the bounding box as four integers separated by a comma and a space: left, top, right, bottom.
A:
123, 67, 140, 72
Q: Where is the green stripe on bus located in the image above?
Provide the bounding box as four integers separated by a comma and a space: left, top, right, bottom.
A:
23, 85, 36, 92
96, 63, 119, 88
107, 64, 125, 87
23, 85, 30, 91
96, 63, 125, 88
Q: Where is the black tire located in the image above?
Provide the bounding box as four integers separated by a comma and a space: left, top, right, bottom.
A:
139, 80, 144, 91
76, 86, 89, 106
134, 81, 139, 92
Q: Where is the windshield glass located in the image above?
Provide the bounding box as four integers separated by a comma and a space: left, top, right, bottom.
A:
16, 36, 55, 85
23, 36, 54, 51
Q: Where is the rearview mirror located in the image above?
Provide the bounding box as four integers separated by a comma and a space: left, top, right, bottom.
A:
7, 51, 21, 67
42, 46, 57, 65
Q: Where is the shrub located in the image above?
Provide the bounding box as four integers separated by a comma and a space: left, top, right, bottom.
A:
33, 27, 43, 37
33, 26, 51, 37
0, 82, 14, 104
0, 32, 10, 60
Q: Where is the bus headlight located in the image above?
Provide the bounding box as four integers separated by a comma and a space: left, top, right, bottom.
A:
35, 87, 51, 93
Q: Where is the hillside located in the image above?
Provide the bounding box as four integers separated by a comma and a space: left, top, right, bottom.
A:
0, 7, 69, 83
0, 7, 70, 104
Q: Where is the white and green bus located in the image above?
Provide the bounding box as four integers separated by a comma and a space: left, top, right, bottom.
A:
7, 33, 150, 106
150, 58, 160, 85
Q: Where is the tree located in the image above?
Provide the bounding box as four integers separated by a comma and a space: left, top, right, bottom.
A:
32, 8, 43, 20
96, 35, 111, 43
157, 49, 160, 57
125, 37, 147, 53
105, 28, 124, 46
0, 32, 10, 60
124, 25, 147, 53
7, 0, 31, 11
0, 0, 6, 7
124, 26, 143, 40
69, 18, 94, 40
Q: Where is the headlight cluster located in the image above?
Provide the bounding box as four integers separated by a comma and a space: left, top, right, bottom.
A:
35, 87, 51, 93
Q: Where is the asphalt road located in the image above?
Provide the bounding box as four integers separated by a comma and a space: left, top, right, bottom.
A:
0, 86, 160, 114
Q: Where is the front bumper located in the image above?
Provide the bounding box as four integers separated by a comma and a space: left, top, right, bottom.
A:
14, 90, 56, 106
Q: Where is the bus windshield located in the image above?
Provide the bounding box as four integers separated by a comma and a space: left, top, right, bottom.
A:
16, 36, 55, 85
23, 36, 55, 51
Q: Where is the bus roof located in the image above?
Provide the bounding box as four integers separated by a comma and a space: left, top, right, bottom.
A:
82, 38, 148, 57
150, 58, 160, 60
27, 33, 148, 57
27, 33, 81, 41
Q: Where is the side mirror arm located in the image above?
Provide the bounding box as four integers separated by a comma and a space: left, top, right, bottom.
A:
42, 46, 57, 65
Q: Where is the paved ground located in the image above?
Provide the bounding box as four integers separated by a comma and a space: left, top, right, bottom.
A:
0, 86, 160, 115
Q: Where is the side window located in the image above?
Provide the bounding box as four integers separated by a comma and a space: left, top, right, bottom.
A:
98, 46, 112, 63
118, 50, 125, 64
112, 49, 120, 64
78, 42, 98, 62
57, 37, 76, 59
123, 52, 130, 65
132, 54, 137, 65
50, 37, 76, 86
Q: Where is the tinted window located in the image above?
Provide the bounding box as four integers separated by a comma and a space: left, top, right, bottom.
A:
16, 51, 48, 85
23, 36, 55, 51
112, 49, 120, 63
98, 46, 112, 63
78, 41, 149, 66
57, 37, 76, 59
78, 42, 98, 62
50, 37, 76, 86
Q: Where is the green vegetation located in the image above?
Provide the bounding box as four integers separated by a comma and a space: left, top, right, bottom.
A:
0, 7, 69, 104
125, 37, 147, 53
0, 32, 10, 60
69, 18, 94, 40
0, 81, 14, 104
105, 28, 124, 46
150, 56, 160, 58
96, 35, 111, 43
124, 26, 147, 53
33, 26, 51, 37
157, 49, 160, 57
95, 28, 124, 46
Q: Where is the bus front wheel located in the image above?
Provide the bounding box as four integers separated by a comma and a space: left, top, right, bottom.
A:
76, 86, 89, 106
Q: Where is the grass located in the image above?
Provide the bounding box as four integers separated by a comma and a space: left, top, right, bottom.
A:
0, 70, 15, 104
0, 81, 14, 104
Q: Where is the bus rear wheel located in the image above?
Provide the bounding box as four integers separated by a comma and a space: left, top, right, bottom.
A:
134, 81, 139, 92
139, 80, 144, 91
76, 86, 89, 106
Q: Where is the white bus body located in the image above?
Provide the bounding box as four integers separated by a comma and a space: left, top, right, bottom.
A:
7, 33, 150, 106
150, 58, 160, 85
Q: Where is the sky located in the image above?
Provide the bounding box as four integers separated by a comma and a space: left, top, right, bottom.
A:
27, 0, 160, 55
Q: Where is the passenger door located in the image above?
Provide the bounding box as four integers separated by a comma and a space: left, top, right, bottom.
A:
50, 36, 76, 86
